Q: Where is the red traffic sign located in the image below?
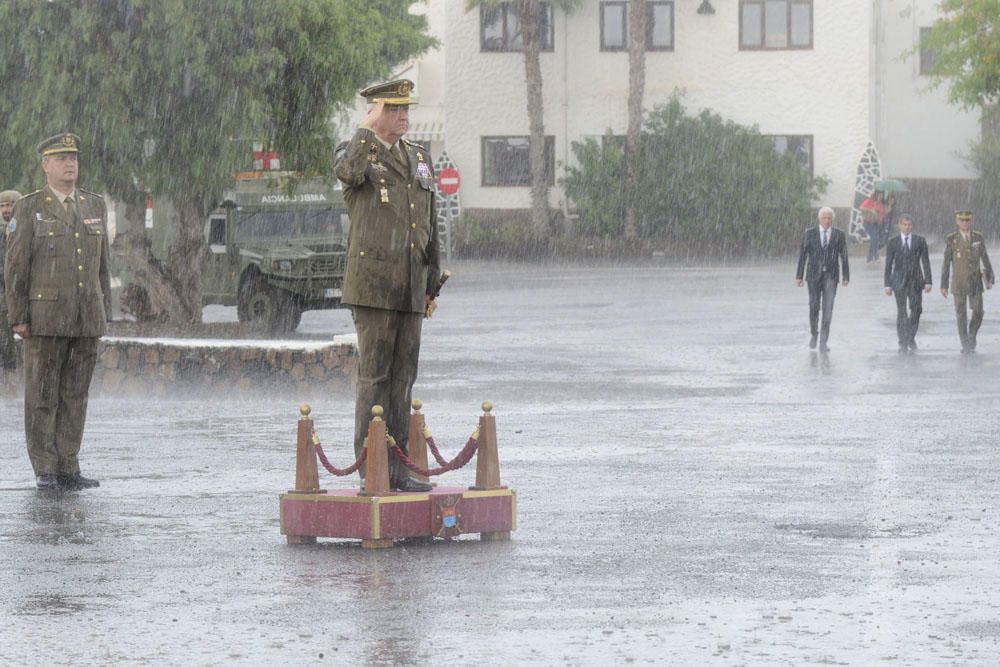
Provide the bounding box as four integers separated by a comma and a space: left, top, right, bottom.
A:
437, 167, 461, 195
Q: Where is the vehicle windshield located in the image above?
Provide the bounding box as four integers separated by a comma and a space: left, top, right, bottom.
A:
236, 209, 344, 242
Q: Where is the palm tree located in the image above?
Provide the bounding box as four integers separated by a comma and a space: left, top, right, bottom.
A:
625, 0, 648, 238
468, 0, 583, 233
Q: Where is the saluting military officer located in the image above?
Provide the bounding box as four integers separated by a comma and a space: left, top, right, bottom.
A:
0, 189, 22, 379
941, 210, 994, 354
334, 79, 440, 493
5, 134, 111, 490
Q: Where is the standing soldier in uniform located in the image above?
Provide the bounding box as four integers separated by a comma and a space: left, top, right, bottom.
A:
0, 189, 22, 386
335, 80, 440, 493
941, 210, 994, 354
5, 134, 111, 490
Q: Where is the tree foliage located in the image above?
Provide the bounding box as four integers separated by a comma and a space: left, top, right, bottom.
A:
563, 97, 829, 257
921, 0, 1000, 109
0, 0, 432, 321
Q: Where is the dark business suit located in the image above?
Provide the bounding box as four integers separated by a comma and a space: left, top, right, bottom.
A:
884, 233, 931, 348
796, 226, 850, 348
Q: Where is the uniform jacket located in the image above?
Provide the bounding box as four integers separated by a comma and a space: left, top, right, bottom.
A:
796, 226, 850, 285
4, 185, 112, 337
0, 231, 7, 311
884, 234, 931, 291
941, 230, 994, 296
334, 128, 440, 313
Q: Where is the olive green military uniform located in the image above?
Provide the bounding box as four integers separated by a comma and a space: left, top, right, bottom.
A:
334, 79, 440, 486
941, 228, 994, 351
5, 175, 112, 478
0, 189, 21, 372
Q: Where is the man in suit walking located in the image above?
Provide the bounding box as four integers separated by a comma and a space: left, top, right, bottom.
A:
884, 215, 932, 353
796, 207, 850, 352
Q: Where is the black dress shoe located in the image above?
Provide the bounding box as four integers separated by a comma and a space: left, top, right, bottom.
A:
809, 334, 818, 350
36, 474, 59, 490
392, 477, 432, 492
58, 473, 100, 489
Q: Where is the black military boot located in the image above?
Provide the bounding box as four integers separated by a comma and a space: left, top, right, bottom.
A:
392, 477, 432, 493
58, 473, 100, 489
36, 474, 59, 490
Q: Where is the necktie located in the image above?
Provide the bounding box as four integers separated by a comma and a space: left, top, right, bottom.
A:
390, 143, 404, 165
905, 236, 910, 251
822, 230, 828, 248
65, 195, 79, 222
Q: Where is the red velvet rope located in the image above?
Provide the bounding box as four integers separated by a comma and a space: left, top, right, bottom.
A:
425, 436, 449, 467
314, 442, 366, 477
391, 436, 478, 477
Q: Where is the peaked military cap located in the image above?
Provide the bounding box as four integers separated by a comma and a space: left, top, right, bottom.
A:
955, 210, 973, 220
0, 190, 21, 204
359, 79, 417, 106
37, 132, 81, 156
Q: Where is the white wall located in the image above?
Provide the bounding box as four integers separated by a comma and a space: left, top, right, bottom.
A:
873, 0, 980, 180
445, 0, 872, 211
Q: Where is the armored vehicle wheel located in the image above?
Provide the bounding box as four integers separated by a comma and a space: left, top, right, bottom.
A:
238, 278, 300, 333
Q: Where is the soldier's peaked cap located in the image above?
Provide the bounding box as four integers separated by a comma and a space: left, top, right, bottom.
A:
359, 79, 417, 106
955, 210, 973, 220
0, 190, 21, 204
37, 133, 81, 156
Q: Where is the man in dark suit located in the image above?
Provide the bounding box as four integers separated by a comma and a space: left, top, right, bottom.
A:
884, 215, 932, 353
796, 207, 850, 352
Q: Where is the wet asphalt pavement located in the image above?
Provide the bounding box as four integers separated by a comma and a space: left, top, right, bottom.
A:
2, 256, 1000, 666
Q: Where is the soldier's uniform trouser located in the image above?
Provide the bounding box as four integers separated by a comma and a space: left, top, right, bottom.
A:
23, 336, 99, 476
808, 276, 838, 343
953, 292, 984, 347
894, 285, 923, 346
0, 308, 17, 370
351, 306, 423, 484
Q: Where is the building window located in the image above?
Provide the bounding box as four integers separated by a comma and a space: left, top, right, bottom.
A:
768, 134, 813, 176
600, 1, 674, 52
919, 27, 938, 75
740, 0, 812, 50
482, 136, 556, 186
481, 2, 554, 52
600, 2, 627, 50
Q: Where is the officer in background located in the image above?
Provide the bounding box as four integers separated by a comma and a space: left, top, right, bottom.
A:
941, 210, 994, 354
5, 134, 111, 490
0, 189, 21, 382
335, 79, 440, 492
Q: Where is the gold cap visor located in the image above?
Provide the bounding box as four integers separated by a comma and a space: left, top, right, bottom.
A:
371, 96, 417, 106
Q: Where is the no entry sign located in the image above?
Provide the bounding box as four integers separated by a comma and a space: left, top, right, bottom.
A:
437, 167, 461, 195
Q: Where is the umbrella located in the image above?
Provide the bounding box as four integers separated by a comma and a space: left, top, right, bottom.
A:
873, 178, 909, 193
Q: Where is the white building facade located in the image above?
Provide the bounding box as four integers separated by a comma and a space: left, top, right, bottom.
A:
421, 0, 978, 228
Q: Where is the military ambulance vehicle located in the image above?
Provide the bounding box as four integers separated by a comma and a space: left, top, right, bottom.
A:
120, 174, 348, 332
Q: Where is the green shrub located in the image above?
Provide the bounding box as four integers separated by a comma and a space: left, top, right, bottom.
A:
563, 96, 830, 257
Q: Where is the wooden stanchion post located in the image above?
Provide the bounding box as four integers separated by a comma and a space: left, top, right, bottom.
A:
363, 406, 391, 497
408, 399, 430, 484
474, 401, 509, 541
362, 405, 394, 550
288, 404, 319, 545
294, 404, 320, 493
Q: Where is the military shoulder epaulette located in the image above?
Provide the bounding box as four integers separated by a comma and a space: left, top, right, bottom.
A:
78, 188, 103, 199
20, 189, 42, 200
402, 138, 425, 150
945, 231, 959, 240
335, 141, 349, 153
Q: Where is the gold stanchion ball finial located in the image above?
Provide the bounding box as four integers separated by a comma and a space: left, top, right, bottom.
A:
372, 405, 384, 420
300, 403, 312, 419
482, 400, 493, 414
412, 399, 423, 412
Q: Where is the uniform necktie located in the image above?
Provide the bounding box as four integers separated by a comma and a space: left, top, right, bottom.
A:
390, 143, 404, 165
64, 195, 79, 222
